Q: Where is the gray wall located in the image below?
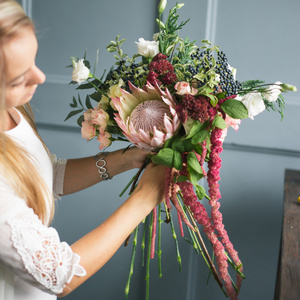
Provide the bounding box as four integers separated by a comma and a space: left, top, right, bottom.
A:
21, 0, 300, 299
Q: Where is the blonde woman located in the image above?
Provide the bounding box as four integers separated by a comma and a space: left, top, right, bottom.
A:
0, 1, 165, 299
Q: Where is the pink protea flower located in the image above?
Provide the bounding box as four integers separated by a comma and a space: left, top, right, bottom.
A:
112, 81, 180, 151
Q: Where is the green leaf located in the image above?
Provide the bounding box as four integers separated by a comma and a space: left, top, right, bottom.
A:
193, 143, 203, 156
77, 114, 84, 127
76, 79, 101, 90
182, 138, 194, 152
89, 91, 103, 101
107, 47, 117, 53
64, 108, 84, 121
172, 137, 185, 153
175, 175, 188, 182
151, 148, 183, 170
69, 56, 79, 63
188, 168, 203, 186
212, 115, 226, 129
70, 96, 77, 108
195, 184, 206, 200
85, 95, 93, 109
173, 150, 183, 170
220, 99, 248, 119
191, 130, 210, 145
186, 120, 207, 139
187, 152, 202, 174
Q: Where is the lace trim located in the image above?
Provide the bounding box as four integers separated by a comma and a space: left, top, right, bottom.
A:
7, 217, 86, 294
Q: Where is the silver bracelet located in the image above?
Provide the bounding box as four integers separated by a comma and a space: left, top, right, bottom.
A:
95, 152, 113, 180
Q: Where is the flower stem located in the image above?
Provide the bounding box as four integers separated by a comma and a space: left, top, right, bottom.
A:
145, 212, 153, 300
225, 252, 245, 279
157, 203, 163, 278
119, 174, 137, 197
169, 212, 182, 272
141, 217, 148, 267
124, 226, 139, 297
185, 205, 224, 290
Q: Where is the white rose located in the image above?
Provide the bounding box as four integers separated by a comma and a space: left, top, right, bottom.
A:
72, 59, 90, 84
240, 92, 265, 120
228, 64, 237, 80
135, 38, 159, 58
262, 81, 282, 102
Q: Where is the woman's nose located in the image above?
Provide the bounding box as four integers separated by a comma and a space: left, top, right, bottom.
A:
27, 65, 46, 85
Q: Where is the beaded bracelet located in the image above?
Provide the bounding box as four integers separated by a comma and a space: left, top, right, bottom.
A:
95, 152, 113, 180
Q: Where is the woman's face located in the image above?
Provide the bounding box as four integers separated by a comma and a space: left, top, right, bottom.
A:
3, 26, 45, 109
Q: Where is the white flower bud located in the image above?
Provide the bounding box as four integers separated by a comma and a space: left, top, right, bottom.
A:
158, 0, 167, 14
72, 59, 90, 84
135, 38, 159, 58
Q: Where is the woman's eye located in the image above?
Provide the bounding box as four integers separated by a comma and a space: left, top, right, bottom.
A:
10, 80, 24, 88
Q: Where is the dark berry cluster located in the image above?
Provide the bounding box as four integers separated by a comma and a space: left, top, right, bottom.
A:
110, 59, 148, 90
215, 51, 242, 97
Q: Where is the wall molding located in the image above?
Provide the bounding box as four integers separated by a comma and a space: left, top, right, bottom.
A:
22, 0, 32, 18
205, 0, 218, 44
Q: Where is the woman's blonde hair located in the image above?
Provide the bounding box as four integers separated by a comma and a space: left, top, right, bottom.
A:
0, 0, 54, 224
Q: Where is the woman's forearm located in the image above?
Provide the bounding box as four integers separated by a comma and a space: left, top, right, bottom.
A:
62, 147, 147, 195
58, 163, 165, 297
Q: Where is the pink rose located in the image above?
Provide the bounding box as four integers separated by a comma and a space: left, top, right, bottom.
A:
90, 108, 109, 134
225, 115, 241, 131
83, 109, 93, 121
175, 81, 197, 95
219, 128, 228, 142
81, 121, 96, 140
97, 131, 112, 150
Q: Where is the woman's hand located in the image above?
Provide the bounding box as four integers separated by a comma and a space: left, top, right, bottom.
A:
123, 146, 149, 169
132, 163, 165, 207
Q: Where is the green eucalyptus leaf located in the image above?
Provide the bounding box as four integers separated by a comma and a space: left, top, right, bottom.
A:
107, 47, 117, 53
220, 98, 248, 119
212, 115, 226, 129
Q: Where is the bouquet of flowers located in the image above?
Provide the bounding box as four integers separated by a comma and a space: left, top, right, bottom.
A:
66, 1, 296, 299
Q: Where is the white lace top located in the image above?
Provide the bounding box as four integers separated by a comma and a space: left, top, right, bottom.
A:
0, 109, 86, 300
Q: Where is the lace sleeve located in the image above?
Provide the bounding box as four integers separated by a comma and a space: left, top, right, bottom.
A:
0, 175, 86, 295
6, 217, 86, 294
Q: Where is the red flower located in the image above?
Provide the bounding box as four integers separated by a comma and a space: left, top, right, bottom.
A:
175, 94, 212, 123
147, 53, 177, 86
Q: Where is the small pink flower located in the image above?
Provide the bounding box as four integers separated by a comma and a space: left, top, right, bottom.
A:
225, 115, 241, 131
175, 81, 197, 95
81, 121, 96, 140
90, 108, 109, 134
97, 131, 112, 150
